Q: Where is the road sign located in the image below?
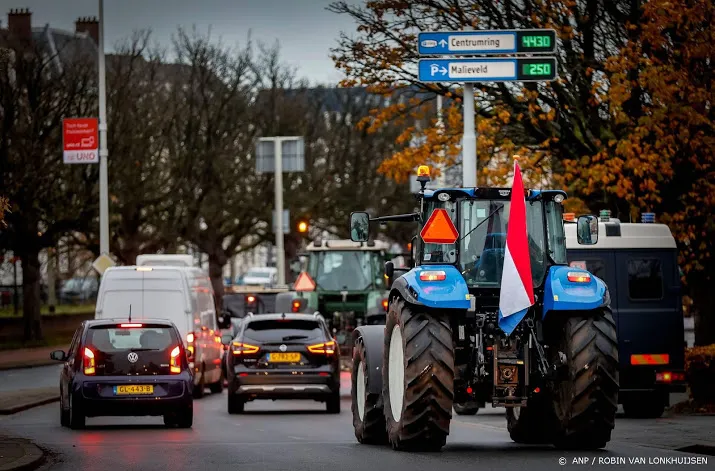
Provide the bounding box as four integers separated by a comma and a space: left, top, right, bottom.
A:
418, 57, 557, 83
256, 137, 305, 173
272, 209, 290, 234
63, 118, 99, 164
294, 272, 316, 292
420, 209, 459, 244
92, 254, 115, 275
418, 29, 556, 55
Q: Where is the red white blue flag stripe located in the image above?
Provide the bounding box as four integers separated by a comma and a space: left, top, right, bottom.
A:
498, 160, 535, 335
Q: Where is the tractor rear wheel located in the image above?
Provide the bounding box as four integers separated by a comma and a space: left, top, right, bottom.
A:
453, 403, 480, 415
383, 299, 454, 451
551, 310, 619, 450
351, 341, 387, 444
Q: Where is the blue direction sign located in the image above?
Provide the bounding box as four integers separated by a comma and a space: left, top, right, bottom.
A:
419, 29, 556, 55
418, 57, 557, 83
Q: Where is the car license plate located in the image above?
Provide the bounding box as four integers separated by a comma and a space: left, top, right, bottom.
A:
114, 385, 154, 395
268, 352, 300, 363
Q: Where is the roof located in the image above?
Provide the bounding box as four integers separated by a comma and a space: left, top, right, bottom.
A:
85, 318, 177, 327
243, 313, 323, 322
565, 221, 676, 250
422, 188, 567, 201
307, 239, 391, 251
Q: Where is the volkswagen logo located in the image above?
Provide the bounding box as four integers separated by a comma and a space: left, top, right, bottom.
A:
127, 352, 139, 363
279, 344, 287, 352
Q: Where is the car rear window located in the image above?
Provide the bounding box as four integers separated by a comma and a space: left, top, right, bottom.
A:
243, 319, 324, 343
85, 324, 180, 375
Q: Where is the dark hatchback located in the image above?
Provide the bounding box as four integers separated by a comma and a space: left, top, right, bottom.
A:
51, 319, 194, 429
222, 313, 340, 414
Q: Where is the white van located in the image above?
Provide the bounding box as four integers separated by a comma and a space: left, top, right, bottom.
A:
135, 254, 194, 268
95, 266, 223, 397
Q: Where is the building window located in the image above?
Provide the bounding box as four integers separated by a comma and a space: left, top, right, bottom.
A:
628, 258, 663, 300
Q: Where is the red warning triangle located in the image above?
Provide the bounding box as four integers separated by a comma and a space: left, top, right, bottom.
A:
420, 208, 459, 244
293, 272, 316, 292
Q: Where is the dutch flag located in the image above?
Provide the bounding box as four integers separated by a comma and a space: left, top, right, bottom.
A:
498, 160, 535, 336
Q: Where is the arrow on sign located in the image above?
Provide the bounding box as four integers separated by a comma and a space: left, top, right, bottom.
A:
430, 64, 448, 76
439, 39, 448, 47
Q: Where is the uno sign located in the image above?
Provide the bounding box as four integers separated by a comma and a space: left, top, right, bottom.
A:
63, 118, 98, 164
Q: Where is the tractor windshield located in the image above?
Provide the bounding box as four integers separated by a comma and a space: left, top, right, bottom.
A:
459, 200, 547, 287
311, 251, 385, 291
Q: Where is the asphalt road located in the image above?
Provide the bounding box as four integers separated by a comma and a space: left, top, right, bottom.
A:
0, 365, 62, 393
0, 390, 710, 471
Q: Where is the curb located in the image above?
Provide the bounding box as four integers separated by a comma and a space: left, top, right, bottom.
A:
0, 396, 59, 416
0, 440, 45, 471
0, 361, 58, 372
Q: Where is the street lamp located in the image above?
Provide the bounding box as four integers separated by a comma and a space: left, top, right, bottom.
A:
98, 0, 109, 255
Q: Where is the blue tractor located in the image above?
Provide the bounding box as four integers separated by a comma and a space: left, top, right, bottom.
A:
348, 166, 618, 451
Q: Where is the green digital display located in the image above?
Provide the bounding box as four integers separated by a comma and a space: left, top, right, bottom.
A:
522, 35, 551, 49
523, 63, 552, 76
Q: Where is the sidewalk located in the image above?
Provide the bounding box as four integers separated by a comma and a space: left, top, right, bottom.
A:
0, 435, 44, 471
0, 346, 67, 371
0, 388, 58, 415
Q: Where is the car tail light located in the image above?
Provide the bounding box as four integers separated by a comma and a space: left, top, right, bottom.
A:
231, 342, 260, 355
567, 272, 591, 283
170, 346, 181, 374
83, 347, 95, 375
186, 332, 195, 356
382, 299, 388, 311
419, 270, 446, 281
656, 371, 685, 383
307, 340, 336, 355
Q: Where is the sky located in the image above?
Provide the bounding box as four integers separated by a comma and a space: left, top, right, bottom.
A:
0, 0, 359, 85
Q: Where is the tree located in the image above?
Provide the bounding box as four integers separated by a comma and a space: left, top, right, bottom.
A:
104, 32, 180, 264
329, 0, 715, 343
166, 29, 271, 308
0, 197, 8, 226
0, 34, 97, 340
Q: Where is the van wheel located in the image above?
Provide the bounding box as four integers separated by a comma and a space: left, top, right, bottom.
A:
209, 372, 223, 394
193, 365, 206, 398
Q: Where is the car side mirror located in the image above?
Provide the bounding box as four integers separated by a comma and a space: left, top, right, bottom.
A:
50, 350, 67, 362
576, 215, 599, 245
221, 334, 233, 346
349, 211, 370, 242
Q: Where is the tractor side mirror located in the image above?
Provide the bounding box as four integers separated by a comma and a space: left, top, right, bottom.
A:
349, 211, 370, 242
384, 261, 395, 285
576, 215, 599, 245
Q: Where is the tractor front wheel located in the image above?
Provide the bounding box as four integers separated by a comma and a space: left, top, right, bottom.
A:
383, 299, 454, 451
551, 310, 619, 450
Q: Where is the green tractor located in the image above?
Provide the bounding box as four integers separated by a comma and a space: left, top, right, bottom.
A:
278, 239, 393, 355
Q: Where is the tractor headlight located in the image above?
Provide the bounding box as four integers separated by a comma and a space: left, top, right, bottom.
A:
554, 194, 565, 204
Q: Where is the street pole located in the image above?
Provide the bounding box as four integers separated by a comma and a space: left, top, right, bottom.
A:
274, 139, 286, 286
435, 94, 445, 187
462, 26, 477, 188
98, 0, 110, 255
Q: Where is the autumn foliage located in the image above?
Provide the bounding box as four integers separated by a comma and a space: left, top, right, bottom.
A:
330, 0, 715, 344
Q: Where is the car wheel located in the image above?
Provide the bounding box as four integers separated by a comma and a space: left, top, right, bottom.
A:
326, 391, 341, 414
176, 407, 193, 428
209, 372, 223, 394
60, 396, 70, 427
69, 392, 85, 430
228, 394, 244, 414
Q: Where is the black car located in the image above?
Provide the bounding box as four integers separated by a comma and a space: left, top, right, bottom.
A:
222, 313, 340, 414
51, 318, 194, 429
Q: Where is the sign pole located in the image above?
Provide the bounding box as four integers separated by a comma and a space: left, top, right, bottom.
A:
274, 139, 286, 287
462, 25, 477, 188
98, 0, 110, 255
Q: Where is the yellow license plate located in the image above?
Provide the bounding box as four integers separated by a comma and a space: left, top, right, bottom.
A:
268, 352, 301, 363
115, 385, 154, 395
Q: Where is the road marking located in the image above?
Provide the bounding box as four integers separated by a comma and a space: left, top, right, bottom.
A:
287, 436, 304, 440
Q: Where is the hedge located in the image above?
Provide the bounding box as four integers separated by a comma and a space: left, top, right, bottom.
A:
685, 344, 715, 404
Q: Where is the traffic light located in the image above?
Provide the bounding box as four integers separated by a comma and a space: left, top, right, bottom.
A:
297, 220, 309, 233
